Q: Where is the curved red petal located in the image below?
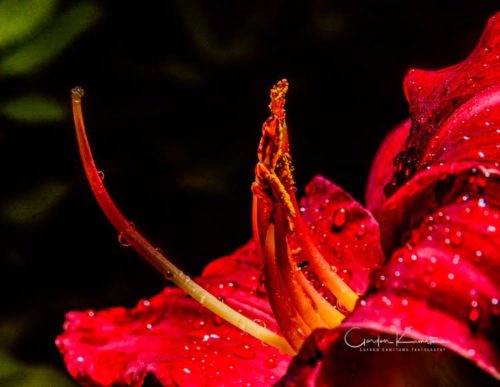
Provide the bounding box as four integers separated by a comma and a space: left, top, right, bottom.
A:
365, 119, 410, 217
282, 12, 500, 384
280, 177, 500, 383
298, 175, 384, 296
386, 12, 500, 194
57, 241, 291, 386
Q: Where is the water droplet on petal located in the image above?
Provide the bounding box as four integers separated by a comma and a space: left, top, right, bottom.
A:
97, 170, 105, 180
233, 344, 256, 359
356, 224, 367, 238
331, 208, 349, 232
264, 354, 278, 368
193, 319, 206, 330
490, 298, 500, 316
450, 229, 463, 246
338, 268, 352, 283
468, 301, 481, 332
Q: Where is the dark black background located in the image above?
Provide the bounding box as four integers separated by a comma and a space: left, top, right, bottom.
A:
1, 1, 498, 380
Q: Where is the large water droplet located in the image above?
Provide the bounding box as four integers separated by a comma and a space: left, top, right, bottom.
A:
97, 170, 105, 181
233, 344, 256, 359
331, 208, 349, 232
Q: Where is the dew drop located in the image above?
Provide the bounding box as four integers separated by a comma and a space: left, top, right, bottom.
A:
356, 224, 367, 238
76, 356, 84, 363
336, 300, 349, 314
118, 232, 131, 247
331, 208, 349, 232
264, 354, 278, 368
183, 368, 191, 374
193, 319, 206, 330
338, 268, 352, 283
450, 229, 463, 246
468, 304, 480, 326
97, 170, 105, 181
118, 222, 135, 247
233, 344, 256, 359
490, 298, 500, 316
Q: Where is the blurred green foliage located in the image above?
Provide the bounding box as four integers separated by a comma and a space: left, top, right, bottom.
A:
0, 321, 75, 386
1, 94, 65, 122
0, 2, 102, 76
0, 0, 101, 125
0, 0, 58, 49
2, 181, 68, 225
0, 0, 101, 384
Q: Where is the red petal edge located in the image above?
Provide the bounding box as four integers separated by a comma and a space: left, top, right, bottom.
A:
365, 119, 411, 217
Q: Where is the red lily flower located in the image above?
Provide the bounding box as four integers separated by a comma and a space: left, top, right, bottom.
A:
57, 12, 500, 386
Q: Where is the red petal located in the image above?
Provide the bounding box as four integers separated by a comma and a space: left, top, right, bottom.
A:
281, 181, 500, 383
365, 119, 410, 217
386, 12, 500, 194
298, 175, 384, 295
282, 13, 500, 384
57, 242, 292, 386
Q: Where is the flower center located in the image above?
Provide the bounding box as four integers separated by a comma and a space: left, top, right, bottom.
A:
251, 80, 358, 350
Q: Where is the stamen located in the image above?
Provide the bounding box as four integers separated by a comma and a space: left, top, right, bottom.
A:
71, 87, 295, 356
252, 80, 358, 346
